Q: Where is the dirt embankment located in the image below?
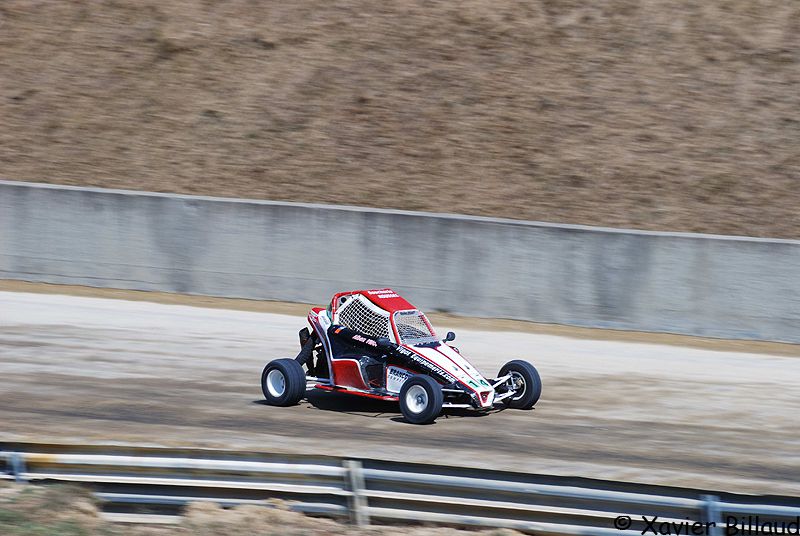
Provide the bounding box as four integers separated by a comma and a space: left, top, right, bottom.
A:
1, 1, 799, 237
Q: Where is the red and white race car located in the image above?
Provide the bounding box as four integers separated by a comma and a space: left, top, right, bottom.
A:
260, 289, 542, 424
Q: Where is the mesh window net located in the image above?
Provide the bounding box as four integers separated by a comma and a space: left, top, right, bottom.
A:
394, 311, 438, 345
337, 296, 391, 340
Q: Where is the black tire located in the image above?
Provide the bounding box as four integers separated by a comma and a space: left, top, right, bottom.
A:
261, 358, 306, 406
399, 375, 444, 424
498, 360, 542, 409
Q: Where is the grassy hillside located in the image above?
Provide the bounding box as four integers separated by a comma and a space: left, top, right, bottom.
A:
1, 1, 798, 237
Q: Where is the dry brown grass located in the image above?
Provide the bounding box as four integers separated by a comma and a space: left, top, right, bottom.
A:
0, 483, 525, 536
0, 483, 103, 535
1, 1, 799, 237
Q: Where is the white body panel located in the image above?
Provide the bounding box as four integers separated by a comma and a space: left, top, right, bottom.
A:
408, 344, 495, 407
385, 365, 413, 394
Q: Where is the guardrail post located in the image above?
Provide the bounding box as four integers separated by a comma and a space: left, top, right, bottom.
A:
701, 495, 721, 536
344, 460, 369, 526
10, 453, 27, 483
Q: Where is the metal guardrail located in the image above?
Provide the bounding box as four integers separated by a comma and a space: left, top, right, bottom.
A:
2, 443, 799, 535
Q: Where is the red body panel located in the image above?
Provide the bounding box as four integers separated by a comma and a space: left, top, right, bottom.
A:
330, 288, 416, 315
330, 360, 369, 390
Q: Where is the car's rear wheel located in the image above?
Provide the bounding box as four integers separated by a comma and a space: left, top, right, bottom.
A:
498, 360, 542, 409
399, 375, 443, 424
261, 358, 306, 406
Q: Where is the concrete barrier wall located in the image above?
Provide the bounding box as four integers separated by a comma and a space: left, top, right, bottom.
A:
2, 180, 799, 342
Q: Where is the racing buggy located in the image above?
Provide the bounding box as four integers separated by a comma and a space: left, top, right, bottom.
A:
260, 289, 542, 424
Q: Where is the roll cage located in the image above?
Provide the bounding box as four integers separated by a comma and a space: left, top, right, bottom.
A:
328, 290, 438, 346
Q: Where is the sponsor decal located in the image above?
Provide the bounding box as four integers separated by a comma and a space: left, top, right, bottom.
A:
394, 346, 459, 384
366, 289, 399, 298
351, 334, 378, 347
386, 366, 413, 393
395, 346, 414, 357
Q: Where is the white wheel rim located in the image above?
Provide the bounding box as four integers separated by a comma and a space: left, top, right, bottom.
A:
508, 371, 526, 401
405, 385, 429, 414
266, 369, 286, 398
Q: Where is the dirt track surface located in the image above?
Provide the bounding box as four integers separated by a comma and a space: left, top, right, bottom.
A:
2, 290, 799, 495
1, 1, 800, 238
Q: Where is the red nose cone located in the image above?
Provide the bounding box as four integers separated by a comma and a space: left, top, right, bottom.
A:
480, 391, 490, 403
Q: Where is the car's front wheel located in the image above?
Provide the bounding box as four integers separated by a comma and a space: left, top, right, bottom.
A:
399, 375, 443, 424
261, 358, 306, 406
498, 360, 542, 409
